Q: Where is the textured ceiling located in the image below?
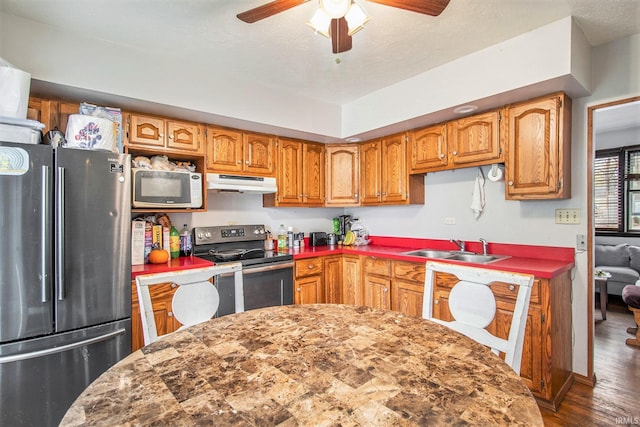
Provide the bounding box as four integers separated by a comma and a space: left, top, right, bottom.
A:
3, 0, 640, 105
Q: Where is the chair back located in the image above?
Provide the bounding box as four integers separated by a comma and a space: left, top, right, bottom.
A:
422, 261, 534, 374
136, 263, 244, 346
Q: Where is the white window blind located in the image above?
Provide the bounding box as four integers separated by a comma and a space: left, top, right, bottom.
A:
594, 153, 620, 230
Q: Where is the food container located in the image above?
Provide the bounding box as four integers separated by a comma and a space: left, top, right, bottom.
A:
327, 233, 337, 245
65, 114, 116, 151
0, 116, 45, 144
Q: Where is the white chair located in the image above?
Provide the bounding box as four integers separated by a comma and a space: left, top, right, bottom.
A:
136, 263, 244, 346
422, 261, 534, 374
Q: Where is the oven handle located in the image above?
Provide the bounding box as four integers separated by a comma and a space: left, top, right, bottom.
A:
227, 261, 294, 275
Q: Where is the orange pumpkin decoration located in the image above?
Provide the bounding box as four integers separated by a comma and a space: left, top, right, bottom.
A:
148, 248, 169, 264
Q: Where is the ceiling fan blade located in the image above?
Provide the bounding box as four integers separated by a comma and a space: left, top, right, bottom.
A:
237, 0, 307, 23
331, 18, 352, 54
366, 0, 450, 16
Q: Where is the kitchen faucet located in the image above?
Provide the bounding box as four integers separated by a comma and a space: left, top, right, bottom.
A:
479, 238, 488, 255
450, 239, 465, 252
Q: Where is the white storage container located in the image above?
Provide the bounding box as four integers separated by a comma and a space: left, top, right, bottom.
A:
0, 116, 45, 144
0, 59, 31, 119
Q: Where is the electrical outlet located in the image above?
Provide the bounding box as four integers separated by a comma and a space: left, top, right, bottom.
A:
555, 209, 581, 224
576, 234, 586, 251
444, 217, 456, 225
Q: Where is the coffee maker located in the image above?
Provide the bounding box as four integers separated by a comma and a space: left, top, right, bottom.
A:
337, 215, 352, 241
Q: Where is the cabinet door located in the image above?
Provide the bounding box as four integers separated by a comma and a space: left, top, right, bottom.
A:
363, 275, 391, 310
243, 132, 275, 176
409, 124, 447, 173
206, 126, 243, 173
360, 140, 382, 205
277, 139, 304, 206
166, 120, 202, 153
506, 94, 571, 199
131, 281, 181, 352
342, 255, 361, 305
326, 144, 360, 206
392, 280, 424, 317
303, 142, 325, 206
448, 110, 502, 166
381, 133, 408, 203
295, 275, 322, 304
129, 114, 165, 148
323, 256, 342, 304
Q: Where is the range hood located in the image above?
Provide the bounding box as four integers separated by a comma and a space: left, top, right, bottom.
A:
207, 173, 277, 194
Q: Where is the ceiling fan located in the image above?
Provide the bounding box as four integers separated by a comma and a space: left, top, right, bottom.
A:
237, 0, 451, 54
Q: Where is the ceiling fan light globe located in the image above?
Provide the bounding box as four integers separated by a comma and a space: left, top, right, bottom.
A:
306, 8, 331, 38
320, 0, 351, 19
345, 3, 370, 35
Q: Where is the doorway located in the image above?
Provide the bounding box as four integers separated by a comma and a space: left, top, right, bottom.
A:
587, 96, 640, 382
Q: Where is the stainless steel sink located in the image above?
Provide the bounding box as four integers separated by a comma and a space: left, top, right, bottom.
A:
401, 249, 456, 259
445, 253, 509, 264
401, 249, 509, 264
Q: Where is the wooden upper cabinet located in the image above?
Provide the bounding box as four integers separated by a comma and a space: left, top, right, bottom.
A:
206, 127, 275, 177
326, 144, 360, 206
128, 113, 203, 154
243, 132, 275, 176
361, 133, 421, 206
448, 110, 503, 167
505, 93, 571, 200
303, 142, 325, 206
206, 125, 243, 172
273, 138, 303, 206
264, 139, 324, 207
360, 140, 383, 205
409, 123, 448, 173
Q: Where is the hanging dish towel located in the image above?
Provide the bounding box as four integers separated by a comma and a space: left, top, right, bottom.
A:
471, 167, 485, 219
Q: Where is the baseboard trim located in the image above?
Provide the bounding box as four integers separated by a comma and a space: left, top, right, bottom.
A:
574, 372, 596, 387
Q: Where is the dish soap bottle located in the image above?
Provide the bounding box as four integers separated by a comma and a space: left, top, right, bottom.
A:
277, 224, 287, 251
179, 224, 192, 257
169, 225, 180, 258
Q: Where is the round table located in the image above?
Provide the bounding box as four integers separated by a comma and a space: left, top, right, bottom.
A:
61, 304, 543, 426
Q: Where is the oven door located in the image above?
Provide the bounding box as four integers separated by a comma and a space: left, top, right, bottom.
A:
215, 261, 294, 317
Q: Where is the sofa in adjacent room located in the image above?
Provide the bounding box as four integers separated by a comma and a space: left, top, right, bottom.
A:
594, 243, 640, 296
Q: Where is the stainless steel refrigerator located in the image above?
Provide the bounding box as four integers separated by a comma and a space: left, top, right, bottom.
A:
0, 141, 132, 426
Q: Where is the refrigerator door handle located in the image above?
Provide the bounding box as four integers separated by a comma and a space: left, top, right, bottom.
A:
41, 165, 51, 303
0, 328, 127, 364
56, 166, 66, 300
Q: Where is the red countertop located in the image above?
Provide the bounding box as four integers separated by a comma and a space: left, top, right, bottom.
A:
288, 236, 575, 279
131, 256, 214, 279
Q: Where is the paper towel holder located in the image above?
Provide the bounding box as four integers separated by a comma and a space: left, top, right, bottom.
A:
488, 164, 504, 182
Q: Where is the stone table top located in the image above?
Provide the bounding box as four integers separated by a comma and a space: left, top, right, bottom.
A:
61, 304, 543, 426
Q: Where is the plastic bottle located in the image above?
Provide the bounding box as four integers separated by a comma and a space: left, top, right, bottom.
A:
169, 226, 180, 258
287, 226, 294, 248
277, 224, 287, 250
180, 224, 192, 257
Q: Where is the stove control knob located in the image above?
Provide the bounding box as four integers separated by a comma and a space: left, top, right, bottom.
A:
205, 232, 211, 238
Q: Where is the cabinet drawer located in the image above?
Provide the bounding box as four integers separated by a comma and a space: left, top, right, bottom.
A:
434, 272, 541, 305
393, 261, 425, 283
295, 258, 323, 278
363, 257, 391, 277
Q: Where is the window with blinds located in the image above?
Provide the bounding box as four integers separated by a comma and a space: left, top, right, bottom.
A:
595, 146, 640, 233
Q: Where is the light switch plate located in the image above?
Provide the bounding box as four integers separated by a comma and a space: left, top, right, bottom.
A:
576, 234, 586, 251
555, 209, 581, 224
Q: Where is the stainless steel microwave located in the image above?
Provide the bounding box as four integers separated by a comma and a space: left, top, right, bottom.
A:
132, 168, 203, 208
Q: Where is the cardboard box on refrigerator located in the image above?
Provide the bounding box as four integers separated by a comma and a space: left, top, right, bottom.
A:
131, 219, 146, 265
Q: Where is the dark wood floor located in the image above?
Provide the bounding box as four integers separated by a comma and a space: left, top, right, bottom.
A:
540, 296, 640, 426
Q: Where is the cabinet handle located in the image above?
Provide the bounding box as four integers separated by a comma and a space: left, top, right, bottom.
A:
508, 181, 514, 186
237, 160, 242, 164
245, 160, 249, 165
169, 135, 173, 140
434, 299, 439, 304
170, 283, 177, 288
296, 287, 301, 292
308, 265, 315, 269
384, 287, 389, 293
509, 285, 515, 291
439, 153, 445, 159
452, 150, 457, 156
168, 312, 173, 317
381, 192, 386, 196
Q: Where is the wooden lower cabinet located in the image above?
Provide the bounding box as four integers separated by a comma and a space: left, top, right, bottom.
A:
342, 255, 362, 305
362, 257, 391, 310
391, 261, 426, 317
431, 270, 573, 410
323, 255, 342, 304
131, 280, 182, 352
294, 257, 324, 304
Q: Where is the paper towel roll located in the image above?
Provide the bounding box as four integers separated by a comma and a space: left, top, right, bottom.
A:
0, 62, 31, 119
487, 164, 503, 182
